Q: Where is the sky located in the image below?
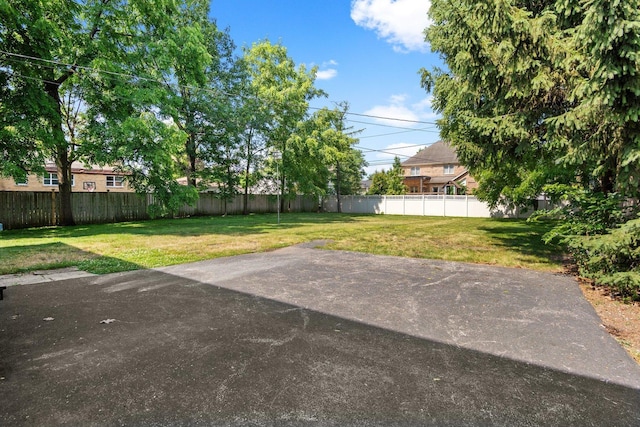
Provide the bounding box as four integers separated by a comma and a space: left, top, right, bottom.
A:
208, 0, 443, 175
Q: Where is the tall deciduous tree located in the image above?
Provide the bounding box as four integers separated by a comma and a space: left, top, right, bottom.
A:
0, 0, 197, 224
317, 103, 366, 208
242, 40, 325, 211
286, 103, 365, 208
154, 0, 237, 191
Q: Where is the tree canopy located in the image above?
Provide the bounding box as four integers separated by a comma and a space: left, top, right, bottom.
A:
1, 2, 365, 222
423, 0, 640, 207
366, 157, 406, 195
423, 0, 640, 298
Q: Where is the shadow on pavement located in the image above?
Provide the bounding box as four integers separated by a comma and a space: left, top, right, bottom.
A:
1, 268, 639, 426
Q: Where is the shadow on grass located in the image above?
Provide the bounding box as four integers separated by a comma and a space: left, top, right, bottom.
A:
0, 242, 142, 275
478, 219, 565, 264
2, 213, 366, 240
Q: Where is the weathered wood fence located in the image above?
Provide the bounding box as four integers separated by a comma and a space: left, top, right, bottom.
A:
0, 191, 317, 230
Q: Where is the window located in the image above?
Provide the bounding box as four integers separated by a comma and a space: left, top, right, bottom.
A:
106, 175, 124, 188
44, 173, 74, 186
14, 176, 28, 186
83, 181, 96, 191
432, 186, 439, 193
443, 164, 455, 175
410, 166, 420, 176
43, 172, 58, 186
409, 186, 419, 193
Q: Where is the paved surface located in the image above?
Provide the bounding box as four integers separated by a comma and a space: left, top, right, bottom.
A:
0, 267, 95, 288
1, 243, 640, 426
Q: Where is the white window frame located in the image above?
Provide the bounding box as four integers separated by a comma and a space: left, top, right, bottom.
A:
44, 173, 74, 186
43, 172, 58, 186
106, 175, 124, 188
443, 164, 455, 175
15, 177, 28, 186
410, 166, 420, 176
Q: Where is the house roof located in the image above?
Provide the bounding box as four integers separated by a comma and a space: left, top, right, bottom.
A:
402, 141, 459, 166
44, 161, 123, 175
428, 176, 460, 185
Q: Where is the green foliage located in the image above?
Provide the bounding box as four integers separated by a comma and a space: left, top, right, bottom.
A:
425, 0, 640, 299
242, 40, 326, 207
367, 157, 406, 195
386, 157, 407, 195
288, 103, 365, 200
531, 184, 626, 243
568, 218, 640, 301
0, 0, 190, 224
367, 171, 389, 195
530, 184, 639, 299
424, 0, 640, 205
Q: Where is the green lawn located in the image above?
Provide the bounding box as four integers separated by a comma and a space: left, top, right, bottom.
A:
0, 213, 564, 275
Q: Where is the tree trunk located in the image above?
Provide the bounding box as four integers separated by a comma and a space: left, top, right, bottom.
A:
242, 173, 250, 215
242, 132, 253, 215
55, 149, 75, 226
186, 135, 197, 187
336, 162, 342, 214
45, 81, 75, 226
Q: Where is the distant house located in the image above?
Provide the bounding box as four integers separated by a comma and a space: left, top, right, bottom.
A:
360, 179, 372, 195
0, 161, 133, 193
401, 141, 478, 195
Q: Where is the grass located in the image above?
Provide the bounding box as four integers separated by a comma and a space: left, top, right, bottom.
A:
0, 213, 564, 275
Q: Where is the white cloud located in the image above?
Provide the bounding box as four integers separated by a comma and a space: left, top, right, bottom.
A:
351, 0, 431, 53
315, 59, 338, 80
366, 104, 419, 126
364, 94, 437, 126
316, 68, 338, 80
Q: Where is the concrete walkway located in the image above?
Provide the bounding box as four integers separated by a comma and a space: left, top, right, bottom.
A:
1, 244, 639, 426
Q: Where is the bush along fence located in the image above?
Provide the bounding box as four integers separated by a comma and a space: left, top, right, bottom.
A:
0, 191, 317, 230
322, 195, 551, 219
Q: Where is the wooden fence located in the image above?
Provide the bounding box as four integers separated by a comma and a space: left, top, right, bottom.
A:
0, 191, 317, 230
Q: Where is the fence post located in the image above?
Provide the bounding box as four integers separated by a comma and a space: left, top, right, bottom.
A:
443, 194, 446, 217
50, 190, 56, 226
466, 195, 469, 217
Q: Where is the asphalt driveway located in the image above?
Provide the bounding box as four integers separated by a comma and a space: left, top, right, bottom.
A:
1, 243, 639, 426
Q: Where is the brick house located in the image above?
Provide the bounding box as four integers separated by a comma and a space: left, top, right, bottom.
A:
0, 162, 133, 192
402, 141, 478, 195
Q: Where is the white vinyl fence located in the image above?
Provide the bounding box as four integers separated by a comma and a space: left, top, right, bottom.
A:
323, 195, 547, 219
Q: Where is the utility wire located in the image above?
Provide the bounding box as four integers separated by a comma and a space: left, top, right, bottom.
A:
1, 50, 442, 130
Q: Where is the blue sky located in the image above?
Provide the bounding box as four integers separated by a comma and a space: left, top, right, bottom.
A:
209, 0, 443, 175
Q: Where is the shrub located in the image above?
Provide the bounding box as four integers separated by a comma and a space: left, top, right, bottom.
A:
530, 184, 639, 300
568, 219, 640, 301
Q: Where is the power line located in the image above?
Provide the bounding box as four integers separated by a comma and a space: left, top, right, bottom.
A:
1, 50, 442, 129
346, 117, 438, 131
355, 143, 431, 159
343, 110, 438, 125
